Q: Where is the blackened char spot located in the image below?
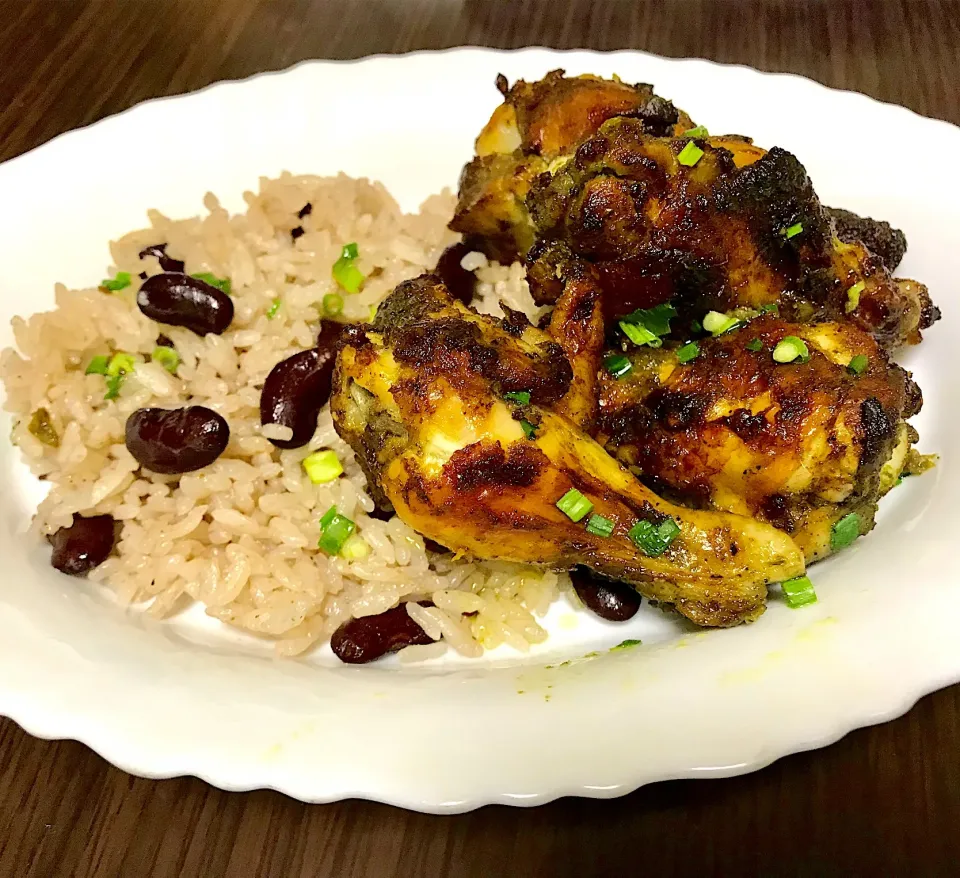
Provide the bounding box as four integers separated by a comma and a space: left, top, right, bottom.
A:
725, 408, 768, 441
621, 94, 680, 137
859, 397, 894, 467
447, 442, 546, 492
297, 202, 313, 219
645, 389, 707, 431
501, 305, 531, 336
762, 494, 795, 533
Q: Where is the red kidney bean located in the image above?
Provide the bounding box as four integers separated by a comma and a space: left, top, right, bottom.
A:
48, 514, 117, 576
330, 603, 435, 664
260, 320, 345, 449
571, 568, 642, 621
137, 272, 233, 336
125, 406, 230, 474
138, 243, 185, 273
434, 240, 477, 305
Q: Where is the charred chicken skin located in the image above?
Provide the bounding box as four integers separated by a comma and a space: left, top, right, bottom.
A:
596, 316, 923, 562
331, 276, 804, 627
453, 73, 938, 350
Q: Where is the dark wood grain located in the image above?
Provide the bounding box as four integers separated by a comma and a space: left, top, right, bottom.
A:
2, 1, 960, 875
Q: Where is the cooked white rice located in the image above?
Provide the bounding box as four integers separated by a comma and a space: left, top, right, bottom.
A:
1, 172, 568, 660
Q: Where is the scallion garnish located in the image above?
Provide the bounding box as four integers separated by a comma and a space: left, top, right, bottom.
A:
782, 574, 817, 608
628, 517, 681, 557
303, 450, 343, 484
85, 355, 110, 375
585, 514, 615, 538
107, 352, 137, 377
830, 512, 861, 550
682, 125, 709, 139
783, 222, 804, 239
556, 489, 593, 522
676, 341, 700, 363
745, 338, 763, 352
100, 271, 132, 292
677, 141, 704, 167
760, 303, 780, 314
266, 297, 282, 319
619, 303, 676, 348
772, 336, 810, 364
102, 352, 138, 400
151, 346, 180, 373
318, 505, 356, 554
610, 639, 642, 651
323, 292, 344, 317
604, 353, 632, 378
332, 242, 365, 294
846, 280, 865, 313
847, 354, 868, 376
504, 391, 531, 405
519, 419, 538, 440
192, 272, 232, 295
339, 534, 370, 560
702, 310, 740, 336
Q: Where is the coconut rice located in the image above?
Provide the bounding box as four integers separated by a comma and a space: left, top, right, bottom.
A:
1, 172, 572, 660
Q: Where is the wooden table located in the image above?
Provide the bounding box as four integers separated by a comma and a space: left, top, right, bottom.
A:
2, 2, 959, 874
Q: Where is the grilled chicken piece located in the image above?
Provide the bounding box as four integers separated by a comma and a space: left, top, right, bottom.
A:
451, 70, 693, 262
596, 315, 923, 561
825, 207, 908, 273
452, 73, 937, 349
331, 275, 804, 627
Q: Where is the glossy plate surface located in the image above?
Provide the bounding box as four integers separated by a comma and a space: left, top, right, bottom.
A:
0, 48, 957, 812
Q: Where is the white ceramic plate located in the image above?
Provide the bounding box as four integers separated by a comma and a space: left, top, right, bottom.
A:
1, 48, 958, 813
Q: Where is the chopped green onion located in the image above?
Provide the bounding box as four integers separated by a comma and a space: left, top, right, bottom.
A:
504, 391, 531, 405
619, 303, 676, 348
676, 341, 700, 363
830, 512, 861, 550
85, 355, 110, 375
101, 271, 131, 292
318, 505, 356, 555
745, 338, 763, 352
772, 336, 810, 364
519, 419, 538, 440
107, 352, 137, 377
192, 272, 232, 295
628, 517, 681, 557
782, 575, 817, 608
702, 310, 740, 336
783, 222, 804, 239
266, 297, 282, 319
610, 639, 642, 651
586, 514, 615, 538
619, 320, 659, 347
604, 353, 632, 378
302, 450, 343, 484
556, 489, 593, 522
846, 280, 865, 313
323, 292, 344, 317
151, 346, 180, 373
690, 318, 703, 334
682, 125, 709, 139
677, 141, 704, 167
847, 354, 869, 376
104, 375, 123, 400
332, 243, 365, 294
340, 534, 370, 560
760, 303, 780, 314
28, 408, 59, 447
